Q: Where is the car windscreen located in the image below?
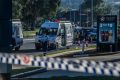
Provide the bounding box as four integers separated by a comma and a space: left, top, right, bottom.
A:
39, 28, 58, 36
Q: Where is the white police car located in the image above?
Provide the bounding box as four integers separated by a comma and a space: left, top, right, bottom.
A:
35, 21, 73, 50
12, 20, 23, 51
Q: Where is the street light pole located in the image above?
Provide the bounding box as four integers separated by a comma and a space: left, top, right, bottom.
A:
91, 0, 93, 28
68, 0, 71, 21
114, 2, 120, 26
79, 5, 82, 27
87, 11, 89, 27
86, 9, 90, 27
118, 7, 120, 26
70, 10, 71, 21
74, 10, 76, 23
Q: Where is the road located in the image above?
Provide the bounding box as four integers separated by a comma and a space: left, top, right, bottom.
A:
12, 38, 43, 69
12, 38, 66, 69
13, 38, 43, 55
12, 38, 120, 78
24, 52, 120, 78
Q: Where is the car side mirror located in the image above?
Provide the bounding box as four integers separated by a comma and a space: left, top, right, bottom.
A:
36, 32, 38, 35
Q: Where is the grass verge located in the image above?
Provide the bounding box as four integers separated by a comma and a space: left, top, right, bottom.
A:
23, 28, 39, 38
12, 67, 41, 75
38, 44, 96, 57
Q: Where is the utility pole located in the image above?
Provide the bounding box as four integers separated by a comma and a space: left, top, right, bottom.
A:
79, 5, 81, 27
68, 0, 71, 21
86, 9, 90, 27
91, 0, 93, 28
87, 11, 89, 27
0, 0, 12, 80
118, 7, 120, 26
74, 10, 76, 23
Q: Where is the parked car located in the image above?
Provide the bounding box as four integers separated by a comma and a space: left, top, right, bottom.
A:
12, 20, 23, 51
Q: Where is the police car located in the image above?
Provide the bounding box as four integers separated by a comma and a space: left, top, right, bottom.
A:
12, 19, 23, 51
35, 21, 73, 50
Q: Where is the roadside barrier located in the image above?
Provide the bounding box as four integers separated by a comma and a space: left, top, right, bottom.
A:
0, 53, 120, 77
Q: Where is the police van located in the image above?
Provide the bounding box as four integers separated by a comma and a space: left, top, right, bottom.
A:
12, 20, 23, 51
35, 21, 73, 50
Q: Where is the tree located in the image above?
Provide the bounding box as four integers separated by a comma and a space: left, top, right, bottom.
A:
12, 0, 61, 30
12, 0, 22, 18
80, 0, 111, 27
21, 0, 61, 30
81, 0, 111, 16
12, 0, 28, 18
81, 0, 103, 9
94, 3, 111, 16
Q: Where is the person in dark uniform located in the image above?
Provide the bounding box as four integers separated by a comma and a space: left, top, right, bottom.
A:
43, 30, 48, 56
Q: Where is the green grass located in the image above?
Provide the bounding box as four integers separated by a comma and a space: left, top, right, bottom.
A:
38, 45, 96, 57
23, 28, 39, 38
37, 48, 81, 57
88, 44, 96, 48
49, 48, 80, 54
49, 45, 96, 55
12, 67, 41, 75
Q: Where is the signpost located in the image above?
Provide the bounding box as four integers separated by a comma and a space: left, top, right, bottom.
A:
97, 15, 117, 52
0, 0, 12, 80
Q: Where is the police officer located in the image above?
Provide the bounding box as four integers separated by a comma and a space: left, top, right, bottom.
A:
43, 30, 48, 56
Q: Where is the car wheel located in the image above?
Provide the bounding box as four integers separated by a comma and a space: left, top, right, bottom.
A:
35, 45, 40, 50
35, 43, 40, 50
15, 46, 20, 51
66, 46, 70, 49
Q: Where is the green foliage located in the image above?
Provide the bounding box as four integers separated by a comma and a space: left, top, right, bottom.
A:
12, 0, 61, 30
12, 0, 22, 18
81, 0, 111, 16
81, 0, 103, 9
21, 0, 60, 20
94, 3, 111, 16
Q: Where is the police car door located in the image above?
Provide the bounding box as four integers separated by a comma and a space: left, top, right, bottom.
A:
60, 23, 66, 46
65, 23, 73, 46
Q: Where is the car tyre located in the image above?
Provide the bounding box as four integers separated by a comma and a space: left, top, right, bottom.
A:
35, 44, 40, 50
15, 46, 20, 51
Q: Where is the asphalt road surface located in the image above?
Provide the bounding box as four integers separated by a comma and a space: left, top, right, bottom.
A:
13, 38, 43, 55
12, 38, 42, 69
12, 38, 120, 78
